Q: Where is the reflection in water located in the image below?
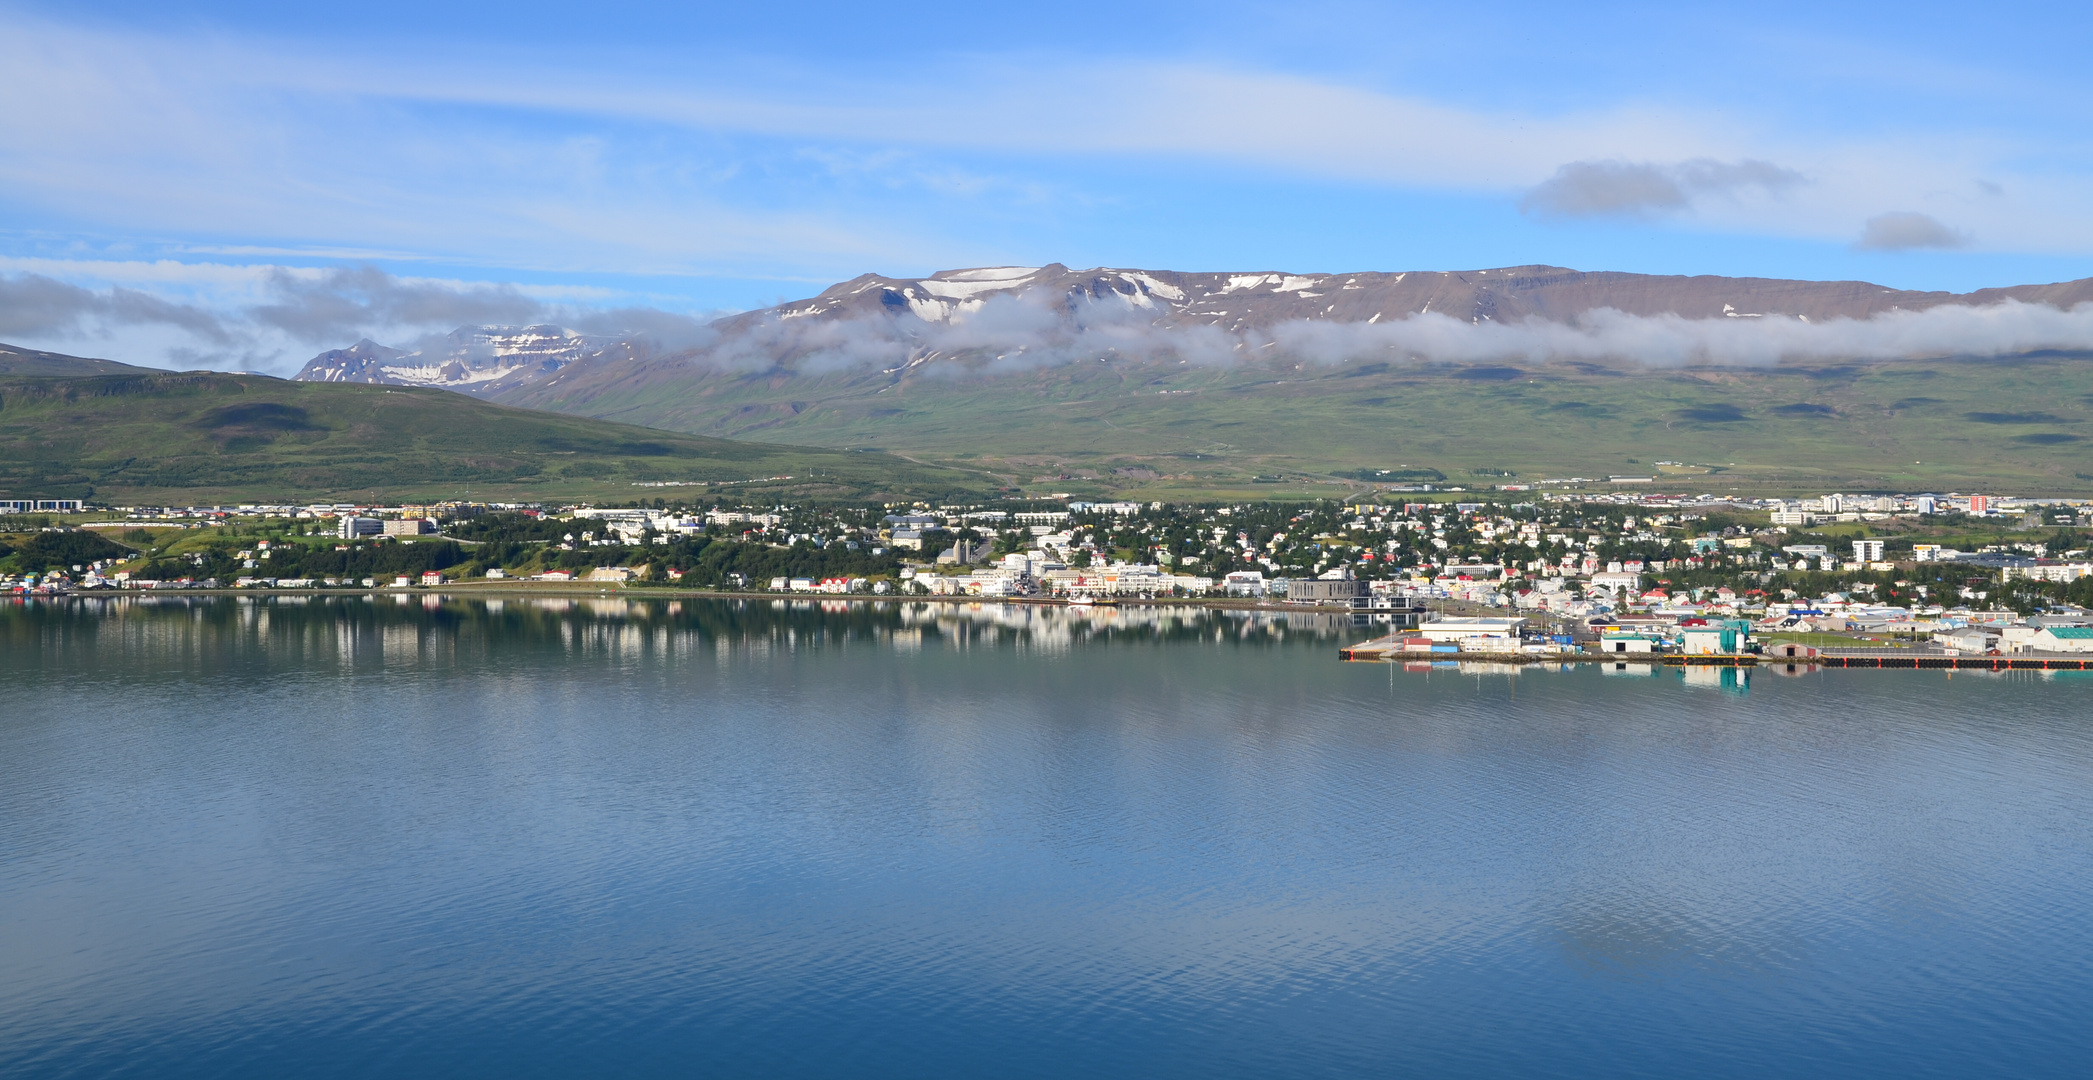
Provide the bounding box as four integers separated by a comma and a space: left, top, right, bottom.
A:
0, 594, 1367, 677
3, 596, 2093, 1079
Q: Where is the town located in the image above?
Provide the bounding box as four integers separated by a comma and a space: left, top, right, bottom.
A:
4, 488, 2092, 660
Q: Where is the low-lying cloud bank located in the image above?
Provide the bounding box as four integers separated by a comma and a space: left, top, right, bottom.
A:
695, 291, 2093, 374
0, 265, 720, 371
11, 265, 2093, 376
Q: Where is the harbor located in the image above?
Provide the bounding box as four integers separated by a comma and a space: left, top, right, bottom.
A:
1339, 631, 2093, 670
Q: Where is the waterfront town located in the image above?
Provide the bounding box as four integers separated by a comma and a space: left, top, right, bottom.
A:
5, 489, 2093, 661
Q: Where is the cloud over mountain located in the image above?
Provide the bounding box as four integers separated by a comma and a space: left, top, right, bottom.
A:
1521, 159, 1806, 220
246, 267, 544, 343
1855, 212, 1971, 251
0, 273, 233, 344
287, 264, 2093, 401
0, 263, 722, 373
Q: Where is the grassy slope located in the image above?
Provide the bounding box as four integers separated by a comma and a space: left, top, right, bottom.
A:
0, 369, 990, 504
512, 354, 2093, 498
0, 343, 154, 377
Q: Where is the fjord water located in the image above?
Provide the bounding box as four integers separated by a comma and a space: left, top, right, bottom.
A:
4, 598, 2091, 1079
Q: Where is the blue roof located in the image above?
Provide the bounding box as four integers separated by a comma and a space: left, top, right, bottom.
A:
2044, 627, 2093, 639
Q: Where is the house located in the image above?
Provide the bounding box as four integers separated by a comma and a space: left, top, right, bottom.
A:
1765, 642, 1821, 660
586, 567, 635, 582
1600, 613, 1675, 635
2029, 627, 2093, 653
383, 518, 436, 537
420, 571, 444, 586
535, 570, 575, 582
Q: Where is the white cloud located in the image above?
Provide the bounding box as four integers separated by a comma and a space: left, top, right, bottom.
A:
691, 290, 2093, 374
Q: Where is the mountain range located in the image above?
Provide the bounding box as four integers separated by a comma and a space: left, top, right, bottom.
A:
295, 263, 2093, 397
297, 325, 647, 396
280, 264, 2093, 498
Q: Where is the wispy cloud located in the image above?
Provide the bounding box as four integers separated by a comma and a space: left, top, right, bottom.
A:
0, 273, 233, 343
1854, 211, 1971, 251
246, 267, 542, 343
0, 11, 2084, 277
0, 261, 725, 372
1521, 159, 1806, 220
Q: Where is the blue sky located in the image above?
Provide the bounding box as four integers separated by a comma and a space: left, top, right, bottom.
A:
3, 0, 2092, 371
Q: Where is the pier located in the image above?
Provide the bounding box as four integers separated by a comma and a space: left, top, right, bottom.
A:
1340, 632, 2093, 670
1815, 653, 2093, 671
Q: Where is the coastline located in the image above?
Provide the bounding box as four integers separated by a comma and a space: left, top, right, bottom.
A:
27, 582, 1390, 616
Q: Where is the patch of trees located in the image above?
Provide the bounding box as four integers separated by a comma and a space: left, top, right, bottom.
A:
2, 531, 132, 572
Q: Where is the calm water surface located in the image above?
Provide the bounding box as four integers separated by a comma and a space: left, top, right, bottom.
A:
3, 596, 2091, 1078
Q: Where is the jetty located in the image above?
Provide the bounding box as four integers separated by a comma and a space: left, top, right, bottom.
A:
1339, 633, 2093, 670
1814, 653, 2093, 671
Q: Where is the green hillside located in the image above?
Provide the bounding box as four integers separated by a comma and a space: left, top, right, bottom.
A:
0, 342, 158, 377
0, 358, 989, 504
502, 352, 2093, 498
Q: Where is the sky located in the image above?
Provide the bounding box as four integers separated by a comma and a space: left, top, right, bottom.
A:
3, 0, 2092, 373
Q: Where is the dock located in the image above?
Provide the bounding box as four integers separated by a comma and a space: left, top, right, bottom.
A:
1339, 633, 2093, 670
1339, 633, 1582, 664
1815, 653, 2093, 671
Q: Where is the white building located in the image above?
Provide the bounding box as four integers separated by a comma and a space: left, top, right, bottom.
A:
2030, 627, 2093, 652
1588, 571, 1641, 593
1933, 628, 1996, 653
2006, 562, 2093, 583
1415, 617, 1525, 642
1599, 632, 1660, 654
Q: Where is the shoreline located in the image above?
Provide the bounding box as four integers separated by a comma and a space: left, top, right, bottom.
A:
20, 586, 2089, 670
22, 583, 1397, 616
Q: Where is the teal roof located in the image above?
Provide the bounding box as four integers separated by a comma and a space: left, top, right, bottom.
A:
2044, 627, 2093, 639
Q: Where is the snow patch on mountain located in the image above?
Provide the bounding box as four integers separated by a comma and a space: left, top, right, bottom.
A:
293, 324, 617, 392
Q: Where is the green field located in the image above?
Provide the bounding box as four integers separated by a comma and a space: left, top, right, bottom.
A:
504, 353, 2093, 499
0, 365, 991, 505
